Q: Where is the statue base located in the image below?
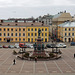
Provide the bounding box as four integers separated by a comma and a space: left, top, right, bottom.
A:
30, 50, 49, 57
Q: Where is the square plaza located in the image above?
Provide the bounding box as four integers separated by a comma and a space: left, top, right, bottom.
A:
0, 45, 75, 75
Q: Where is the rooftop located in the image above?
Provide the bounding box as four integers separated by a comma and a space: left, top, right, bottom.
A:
58, 21, 75, 27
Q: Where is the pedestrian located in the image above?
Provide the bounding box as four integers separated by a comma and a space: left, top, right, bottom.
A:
13, 59, 16, 65
74, 53, 75, 58
35, 57, 37, 63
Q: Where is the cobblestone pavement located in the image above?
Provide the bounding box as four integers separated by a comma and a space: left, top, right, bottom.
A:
0, 46, 75, 75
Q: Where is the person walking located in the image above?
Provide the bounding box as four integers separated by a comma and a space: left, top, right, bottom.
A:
35, 57, 37, 63
13, 59, 16, 65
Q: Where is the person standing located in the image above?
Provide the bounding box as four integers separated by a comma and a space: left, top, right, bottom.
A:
13, 59, 16, 65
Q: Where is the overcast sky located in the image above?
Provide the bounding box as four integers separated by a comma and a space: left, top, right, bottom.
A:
0, 0, 75, 19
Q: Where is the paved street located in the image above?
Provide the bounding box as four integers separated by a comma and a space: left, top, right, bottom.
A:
0, 46, 75, 75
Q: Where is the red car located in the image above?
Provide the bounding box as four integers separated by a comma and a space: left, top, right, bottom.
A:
3, 45, 9, 48
19, 43, 27, 48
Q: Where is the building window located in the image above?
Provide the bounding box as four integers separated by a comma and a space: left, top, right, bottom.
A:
45, 33, 47, 36
69, 33, 70, 36
31, 28, 33, 31
11, 33, 13, 36
42, 28, 44, 31
15, 33, 17, 36
8, 24, 10, 26
4, 38, 5, 41
19, 33, 21, 36
11, 28, 13, 31
35, 28, 37, 31
7, 28, 9, 31
35, 33, 37, 36
19, 38, 21, 41
19, 28, 21, 31
45, 28, 47, 31
0, 24, 2, 25
23, 33, 25, 36
65, 28, 67, 31
0, 28, 1, 31
31, 38, 33, 42
28, 38, 30, 42
31, 33, 33, 36
4, 28, 6, 31
0, 38, 2, 41
15, 29, 17, 31
23, 28, 25, 31
28, 28, 30, 31
7, 33, 9, 36
72, 33, 74, 36
69, 28, 70, 31
4, 33, 6, 36
28, 33, 30, 36
72, 28, 74, 31
42, 33, 43, 36
15, 38, 17, 41
65, 33, 67, 36
23, 38, 25, 41
0, 33, 2, 36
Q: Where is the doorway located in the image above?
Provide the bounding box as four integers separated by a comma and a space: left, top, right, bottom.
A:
68, 38, 71, 42
7, 39, 10, 42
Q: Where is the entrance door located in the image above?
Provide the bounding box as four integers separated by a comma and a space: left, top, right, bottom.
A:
7, 39, 10, 42
68, 38, 71, 42
45, 38, 47, 42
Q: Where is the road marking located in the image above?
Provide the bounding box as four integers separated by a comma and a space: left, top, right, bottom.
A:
62, 59, 75, 72
33, 61, 35, 73
62, 50, 75, 62
0, 52, 12, 66
54, 61, 63, 73
0, 51, 8, 59
44, 62, 49, 74
19, 60, 25, 74
5, 63, 13, 74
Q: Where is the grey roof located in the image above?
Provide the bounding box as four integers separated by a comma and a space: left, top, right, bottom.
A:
53, 13, 61, 19
58, 21, 75, 27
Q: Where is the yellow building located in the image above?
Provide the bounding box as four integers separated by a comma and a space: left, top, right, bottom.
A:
0, 20, 49, 43
58, 21, 75, 42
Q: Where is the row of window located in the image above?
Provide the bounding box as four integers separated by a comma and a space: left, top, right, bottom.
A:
0, 33, 25, 36
65, 33, 74, 36
0, 38, 25, 41
0, 38, 47, 41
0, 33, 48, 36
28, 28, 47, 31
65, 28, 75, 31
0, 28, 48, 31
0, 28, 25, 31
28, 33, 47, 36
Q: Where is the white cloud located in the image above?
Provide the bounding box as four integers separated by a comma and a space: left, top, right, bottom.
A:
0, 0, 74, 7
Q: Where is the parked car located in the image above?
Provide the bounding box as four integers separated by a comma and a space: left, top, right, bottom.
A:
56, 43, 66, 48
0, 45, 3, 48
70, 42, 75, 46
29, 45, 33, 48
3, 45, 9, 48
46, 44, 56, 48
14, 45, 20, 48
14, 43, 19, 48
8, 45, 14, 48
19, 43, 27, 48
